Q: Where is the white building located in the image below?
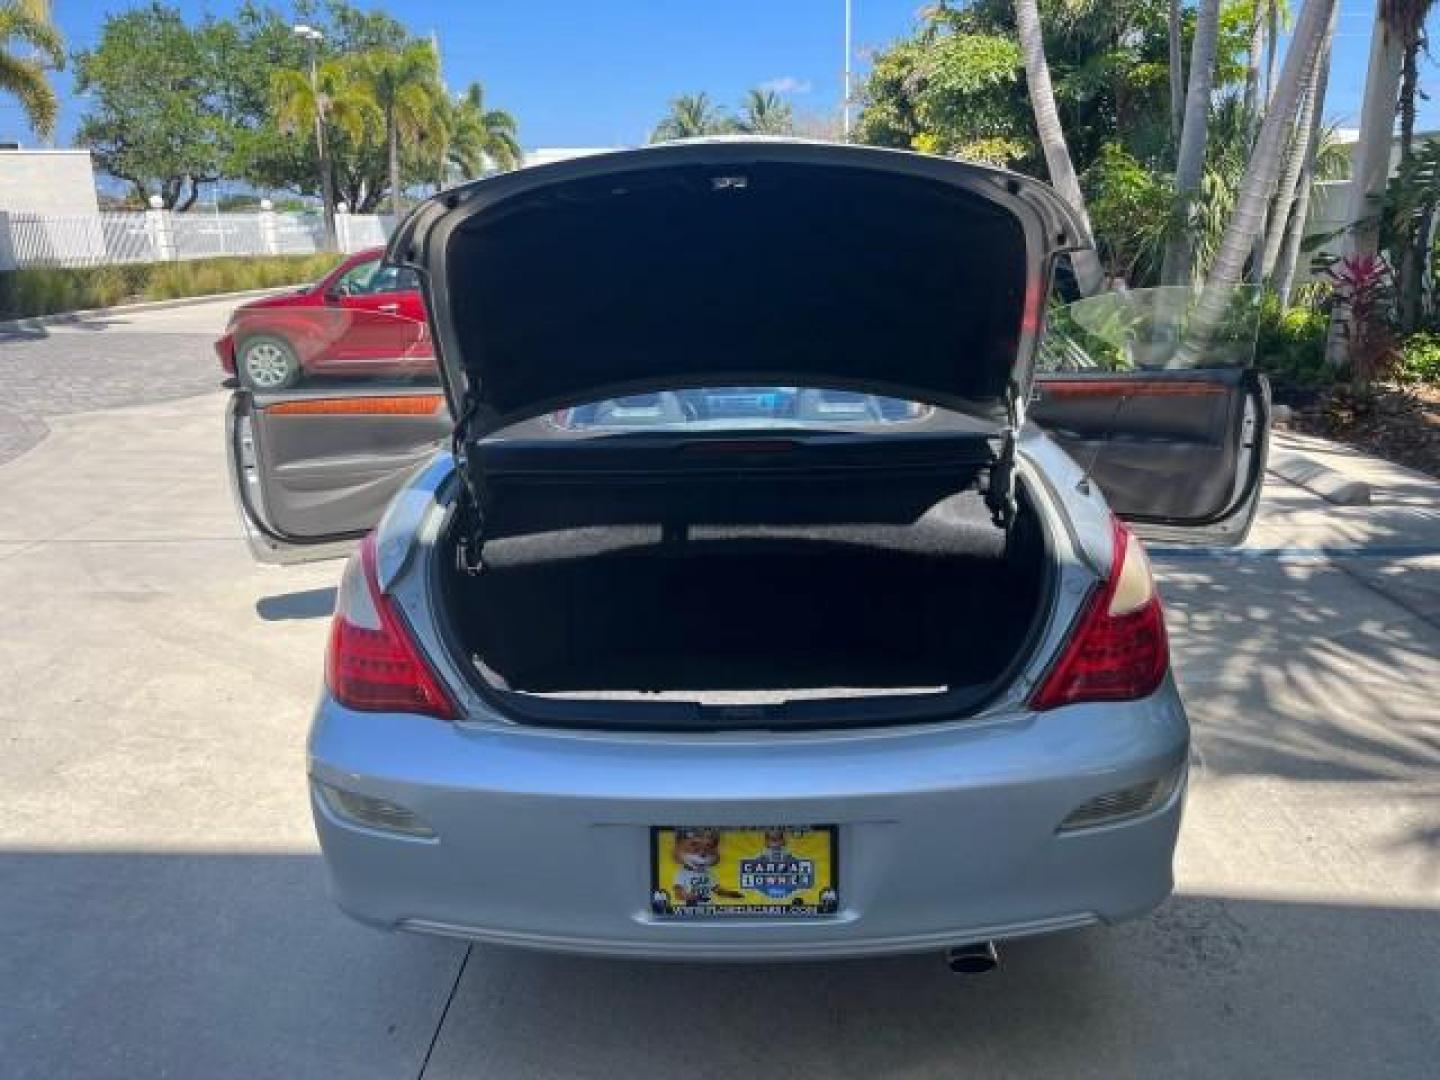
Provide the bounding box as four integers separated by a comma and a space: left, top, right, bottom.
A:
1303, 128, 1440, 263
0, 148, 100, 215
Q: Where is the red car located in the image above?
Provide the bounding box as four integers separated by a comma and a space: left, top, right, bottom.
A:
216, 248, 434, 390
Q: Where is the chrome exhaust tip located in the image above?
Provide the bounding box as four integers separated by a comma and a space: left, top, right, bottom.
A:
945, 941, 999, 974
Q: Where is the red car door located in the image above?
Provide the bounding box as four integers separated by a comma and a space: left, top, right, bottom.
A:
323, 260, 430, 374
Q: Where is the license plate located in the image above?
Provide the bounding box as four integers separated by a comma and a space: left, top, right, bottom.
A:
650, 826, 839, 918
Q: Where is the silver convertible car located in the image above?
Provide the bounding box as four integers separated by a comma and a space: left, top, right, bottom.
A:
226, 142, 1268, 967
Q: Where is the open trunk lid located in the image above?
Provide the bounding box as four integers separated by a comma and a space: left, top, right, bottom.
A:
387, 140, 1086, 435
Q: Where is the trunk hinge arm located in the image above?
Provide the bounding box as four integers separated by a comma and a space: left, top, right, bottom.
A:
451, 392, 491, 575
985, 382, 1024, 531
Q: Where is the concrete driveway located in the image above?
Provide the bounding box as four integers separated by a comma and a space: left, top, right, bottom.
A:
1, 302, 1437, 1077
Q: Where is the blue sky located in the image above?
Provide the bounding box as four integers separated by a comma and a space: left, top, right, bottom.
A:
2, 1, 1436, 149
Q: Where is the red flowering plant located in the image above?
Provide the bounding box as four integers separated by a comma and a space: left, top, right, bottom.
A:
1322, 253, 1398, 390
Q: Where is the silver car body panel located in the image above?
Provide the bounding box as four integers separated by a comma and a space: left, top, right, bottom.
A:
302, 423, 1189, 958
308, 680, 1186, 959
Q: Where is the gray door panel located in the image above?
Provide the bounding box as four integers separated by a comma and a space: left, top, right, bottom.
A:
228, 387, 450, 563
1030, 369, 1269, 546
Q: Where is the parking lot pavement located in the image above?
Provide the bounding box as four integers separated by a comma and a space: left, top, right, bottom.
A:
0, 386, 1436, 1077
0, 294, 244, 464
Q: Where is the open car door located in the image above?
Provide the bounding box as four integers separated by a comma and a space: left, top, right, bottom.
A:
225, 304, 449, 565
1031, 286, 1270, 546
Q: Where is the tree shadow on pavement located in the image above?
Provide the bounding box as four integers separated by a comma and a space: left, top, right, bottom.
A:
1155, 552, 1440, 785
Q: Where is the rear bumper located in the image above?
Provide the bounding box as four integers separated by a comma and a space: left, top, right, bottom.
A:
307, 685, 1189, 960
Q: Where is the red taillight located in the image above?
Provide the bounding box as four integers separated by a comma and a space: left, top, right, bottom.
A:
325, 533, 456, 719
1030, 517, 1169, 710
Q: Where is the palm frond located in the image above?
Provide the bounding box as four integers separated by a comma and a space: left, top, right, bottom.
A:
269, 68, 316, 134
0, 49, 57, 137
0, 1, 64, 67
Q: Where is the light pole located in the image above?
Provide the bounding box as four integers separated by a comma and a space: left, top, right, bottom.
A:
293, 24, 337, 250
842, 0, 853, 141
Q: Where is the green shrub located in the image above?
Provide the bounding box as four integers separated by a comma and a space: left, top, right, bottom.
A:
1254, 290, 1333, 391
1083, 143, 1175, 286
140, 253, 336, 301
1396, 332, 1440, 384
0, 253, 342, 319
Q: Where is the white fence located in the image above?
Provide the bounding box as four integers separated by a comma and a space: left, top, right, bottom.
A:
0, 207, 392, 271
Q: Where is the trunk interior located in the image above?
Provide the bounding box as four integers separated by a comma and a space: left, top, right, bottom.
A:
439, 469, 1050, 725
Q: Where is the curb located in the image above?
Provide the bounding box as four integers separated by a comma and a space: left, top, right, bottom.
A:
1268, 450, 1373, 506
0, 286, 295, 335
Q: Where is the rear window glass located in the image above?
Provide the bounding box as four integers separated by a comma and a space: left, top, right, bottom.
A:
1040, 285, 1262, 372
551, 387, 930, 431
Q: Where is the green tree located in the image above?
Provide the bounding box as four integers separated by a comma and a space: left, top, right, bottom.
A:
227, 3, 426, 213
1084, 143, 1176, 283
0, 0, 63, 141
651, 92, 728, 141
734, 89, 794, 135
855, 26, 1029, 164
431, 82, 521, 186
855, 0, 1227, 182
271, 55, 378, 239
855, 0, 1270, 289
355, 41, 442, 216
449, 82, 521, 177
73, 4, 232, 208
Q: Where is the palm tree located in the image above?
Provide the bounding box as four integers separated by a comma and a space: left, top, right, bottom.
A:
1342, 1, 1409, 264
356, 42, 443, 217
1012, 0, 1104, 294
1179, 0, 1337, 362
1274, 125, 1346, 304
453, 82, 521, 175
1168, 0, 1185, 141
1260, 2, 1336, 283
1161, 0, 1223, 285
1245, 1, 1292, 279
1389, 0, 1436, 329
272, 58, 379, 248
1324, 0, 1430, 361
735, 89, 794, 136
651, 92, 727, 142
0, 0, 63, 141
1243, 0, 1267, 128
435, 83, 521, 186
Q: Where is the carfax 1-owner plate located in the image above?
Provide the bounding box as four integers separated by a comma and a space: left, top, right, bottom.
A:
650, 826, 839, 918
